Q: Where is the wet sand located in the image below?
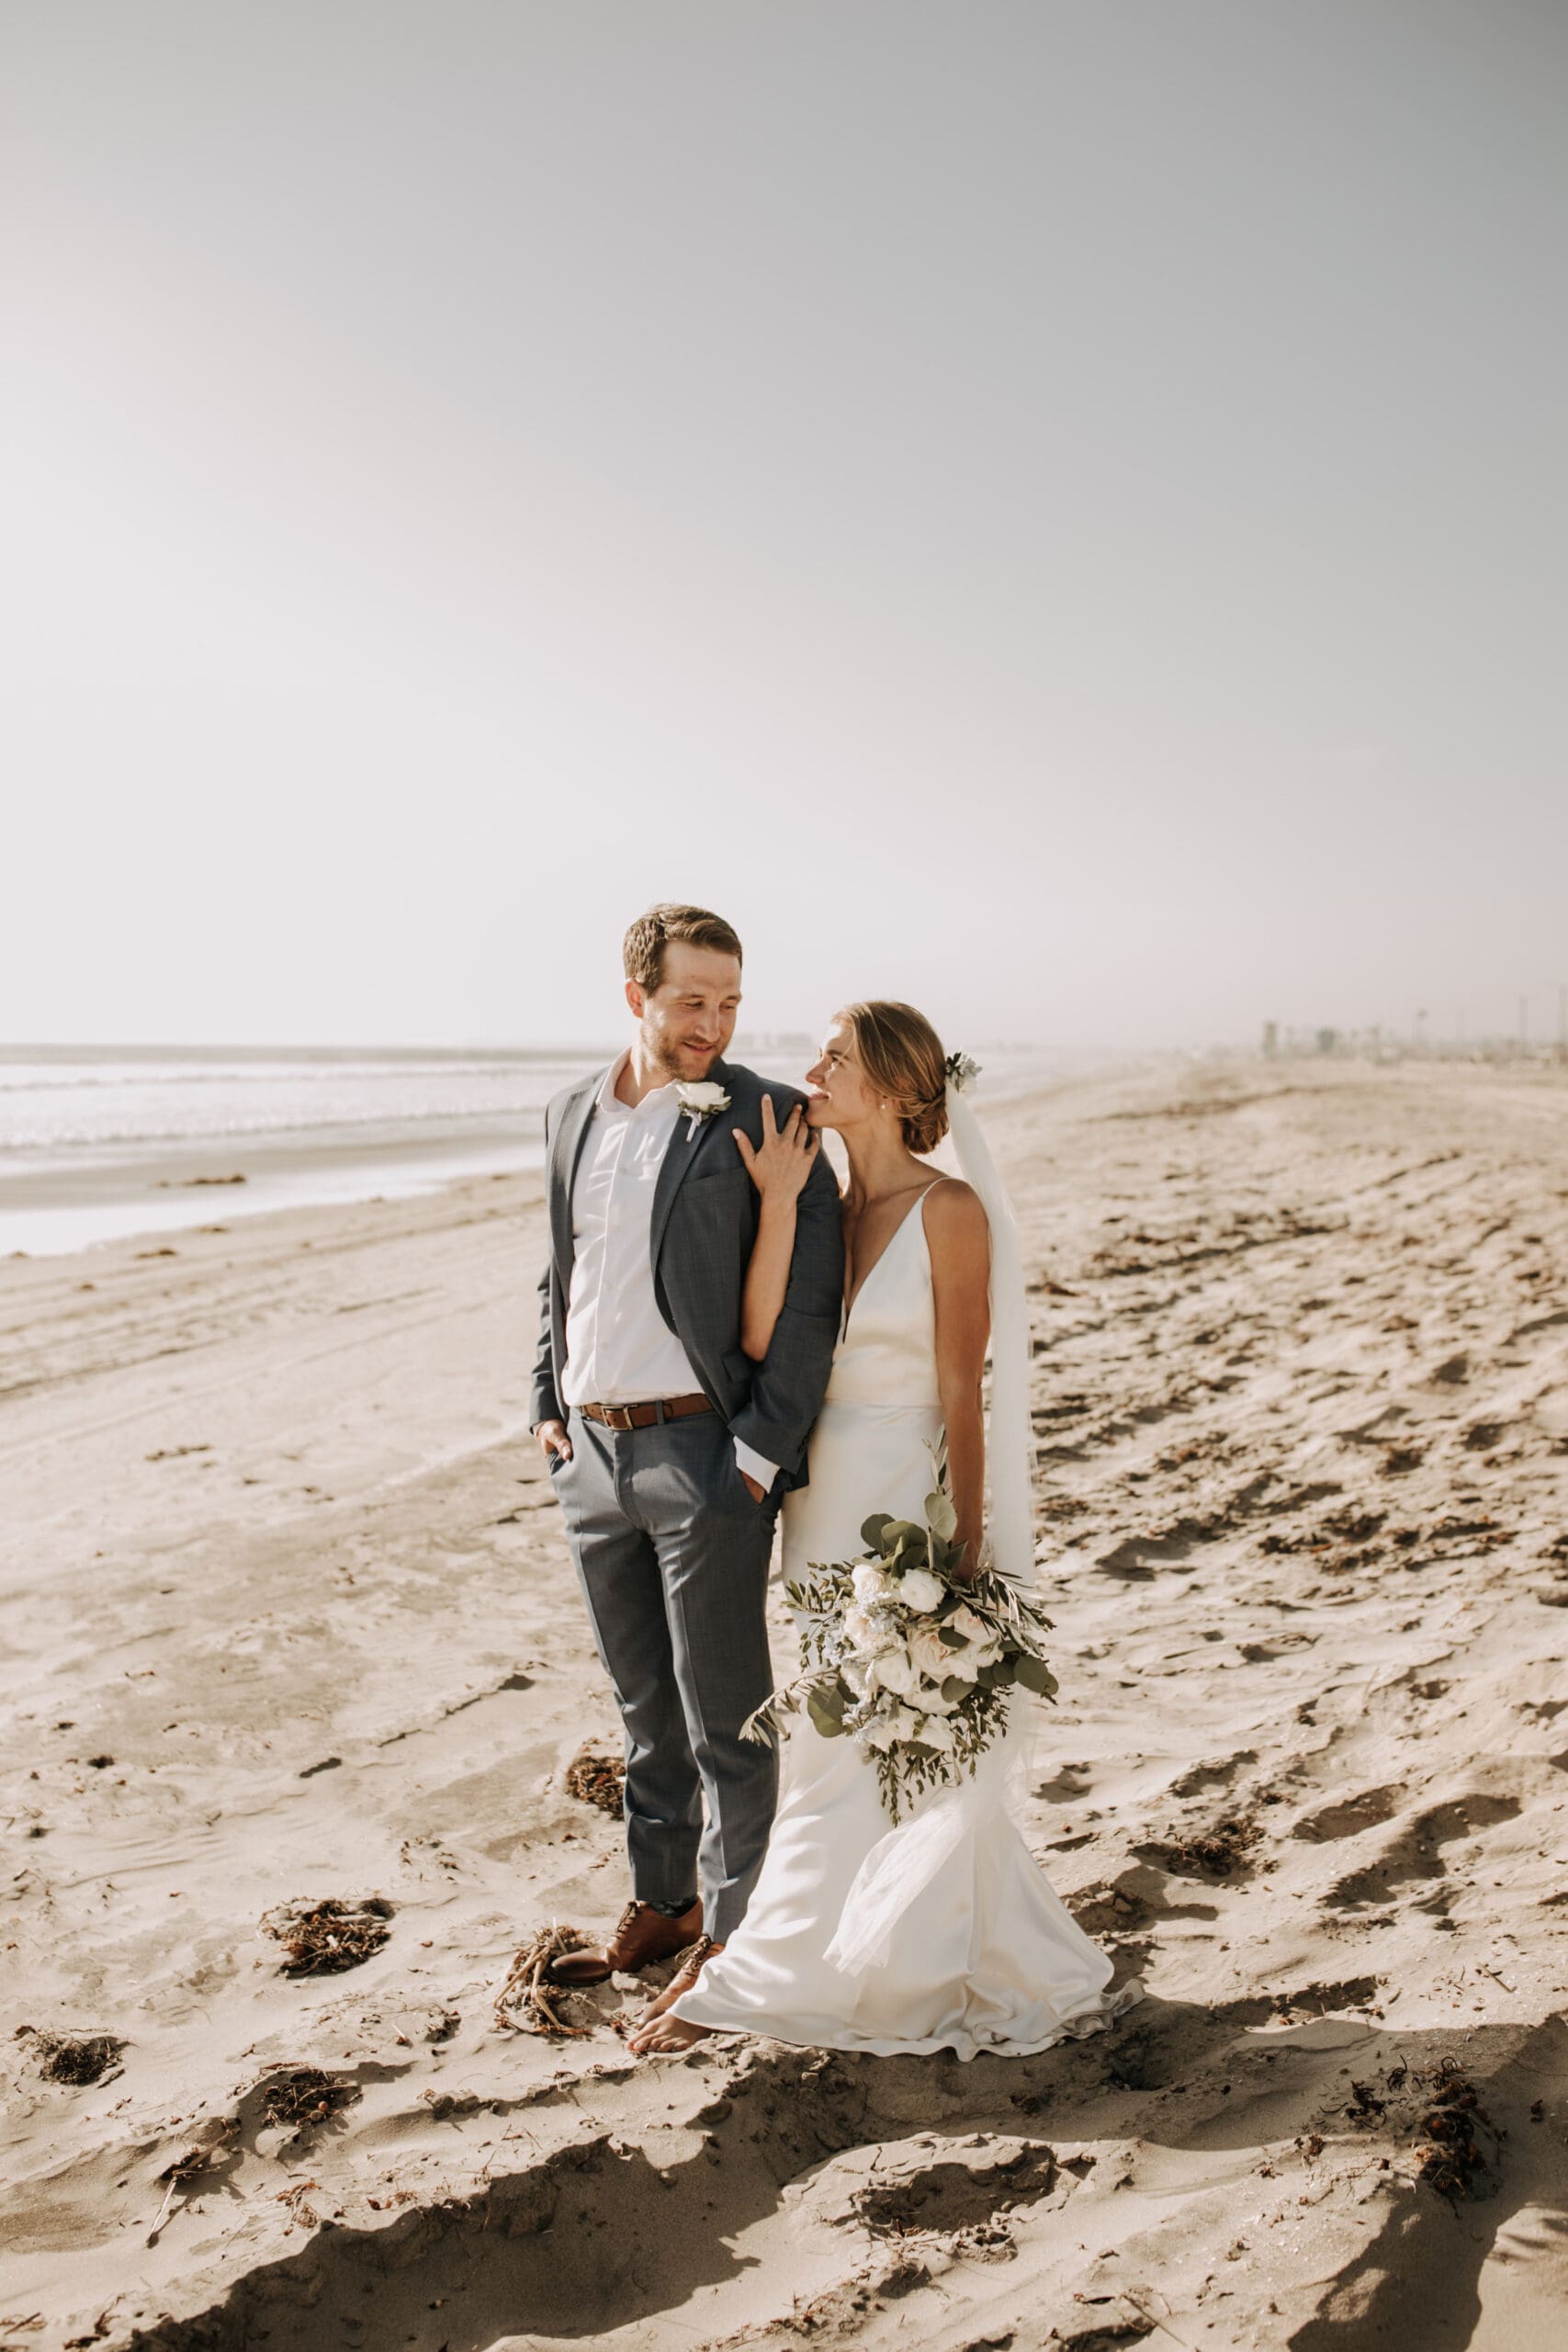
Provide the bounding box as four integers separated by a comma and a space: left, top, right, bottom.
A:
2, 1058, 1565, 2349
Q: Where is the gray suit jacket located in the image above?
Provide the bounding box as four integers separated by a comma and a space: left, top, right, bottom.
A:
530, 1057, 844, 1492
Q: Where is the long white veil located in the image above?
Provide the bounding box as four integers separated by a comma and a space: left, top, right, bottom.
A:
943, 1077, 1036, 1587
823, 1067, 1039, 1977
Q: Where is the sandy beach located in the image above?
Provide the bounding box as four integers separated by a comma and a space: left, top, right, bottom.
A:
2, 1057, 1565, 2351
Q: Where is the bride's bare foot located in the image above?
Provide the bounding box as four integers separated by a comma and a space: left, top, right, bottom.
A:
629, 2013, 719, 2051
624, 1936, 724, 2055
624, 1935, 723, 2027
627, 2011, 711, 2055
623, 1977, 680, 2031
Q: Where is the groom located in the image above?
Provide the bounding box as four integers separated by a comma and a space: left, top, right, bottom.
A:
531, 903, 843, 1988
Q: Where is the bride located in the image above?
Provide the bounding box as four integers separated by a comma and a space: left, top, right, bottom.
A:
627, 1001, 1137, 2060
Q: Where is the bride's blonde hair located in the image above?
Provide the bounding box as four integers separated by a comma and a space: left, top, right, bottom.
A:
837, 1001, 949, 1155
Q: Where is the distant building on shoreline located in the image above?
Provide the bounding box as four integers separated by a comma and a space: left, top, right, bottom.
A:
1259, 1010, 1568, 1068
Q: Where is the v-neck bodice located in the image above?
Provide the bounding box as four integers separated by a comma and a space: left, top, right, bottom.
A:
824, 1187, 940, 1411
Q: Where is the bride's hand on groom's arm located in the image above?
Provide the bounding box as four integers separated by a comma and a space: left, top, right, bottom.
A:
734, 1094, 819, 1203
737, 1096, 817, 1360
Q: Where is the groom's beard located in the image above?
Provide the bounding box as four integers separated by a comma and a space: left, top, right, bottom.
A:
650, 1035, 721, 1086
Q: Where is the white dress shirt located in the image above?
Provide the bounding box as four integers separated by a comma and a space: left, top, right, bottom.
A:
560, 1055, 778, 1494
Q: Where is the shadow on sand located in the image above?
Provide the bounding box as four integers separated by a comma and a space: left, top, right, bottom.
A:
118, 1994, 1567, 2351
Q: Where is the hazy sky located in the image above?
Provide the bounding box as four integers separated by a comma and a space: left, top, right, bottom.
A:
4, 3, 1564, 1050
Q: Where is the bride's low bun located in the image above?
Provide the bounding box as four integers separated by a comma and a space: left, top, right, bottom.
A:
839, 1001, 950, 1155
902, 1091, 949, 1156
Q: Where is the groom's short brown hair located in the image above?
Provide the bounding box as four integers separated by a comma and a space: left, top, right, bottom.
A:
624, 904, 744, 993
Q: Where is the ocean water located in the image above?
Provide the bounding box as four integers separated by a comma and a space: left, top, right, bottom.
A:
0, 1041, 1063, 1259
0, 1046, 610, 1257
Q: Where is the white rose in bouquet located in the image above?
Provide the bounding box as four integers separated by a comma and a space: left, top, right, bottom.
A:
911, 1712, 956, 1753
868, 1646, 918, 1697
947, 1601, 1003, 1665
913, 1679, 960, 1714
743, 1453, 1057, 1826
842, 1607, 884, 1655
896, 1566, 945, 1614
908, 1624, 960, 1684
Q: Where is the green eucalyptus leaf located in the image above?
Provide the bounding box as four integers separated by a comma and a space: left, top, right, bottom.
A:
807, 1687, 847, 1738
860, 1513, 895, 1551
925, 1488, 957, 1541
1013, 1654, 1058, 1697
941, 1676, 975, 1703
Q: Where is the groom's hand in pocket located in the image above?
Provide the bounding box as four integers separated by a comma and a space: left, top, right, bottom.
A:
739, 1471, 765, 1504
536, 1419, 572, 1465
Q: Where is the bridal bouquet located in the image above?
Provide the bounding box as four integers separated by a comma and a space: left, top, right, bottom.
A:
741, 1477, 1057, 1823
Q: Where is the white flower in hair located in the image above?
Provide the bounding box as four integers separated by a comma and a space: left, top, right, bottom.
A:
943, 1050, 981, 1094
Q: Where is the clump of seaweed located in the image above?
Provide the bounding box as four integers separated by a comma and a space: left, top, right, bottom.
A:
1416, 2057, 1498, 2199
1156, 1814, 1263, 1878
1334, 2053, 1501, 2199
259, 2067, 361, 2132
261, 1895, 393, 1976
563, 1747, 625, 1816
494, 1925, 599, 2039
23, 2028, 126, 2085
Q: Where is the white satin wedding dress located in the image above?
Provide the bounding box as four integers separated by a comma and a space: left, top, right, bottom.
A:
672, 1187, 1134, 2059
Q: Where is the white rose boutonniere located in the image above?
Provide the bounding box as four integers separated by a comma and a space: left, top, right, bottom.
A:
674, 1080, 732, 1142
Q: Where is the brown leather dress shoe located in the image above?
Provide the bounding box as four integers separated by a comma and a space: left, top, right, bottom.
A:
545, 1897, 704, 1987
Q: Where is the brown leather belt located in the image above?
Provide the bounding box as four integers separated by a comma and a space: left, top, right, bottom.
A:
579, 1393, 714, 1432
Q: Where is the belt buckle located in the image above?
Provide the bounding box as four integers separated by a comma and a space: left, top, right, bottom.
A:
601, 1403, 634, 1432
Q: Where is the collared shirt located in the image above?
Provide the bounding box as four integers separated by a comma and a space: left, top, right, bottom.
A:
560, 1054, 777, 1494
